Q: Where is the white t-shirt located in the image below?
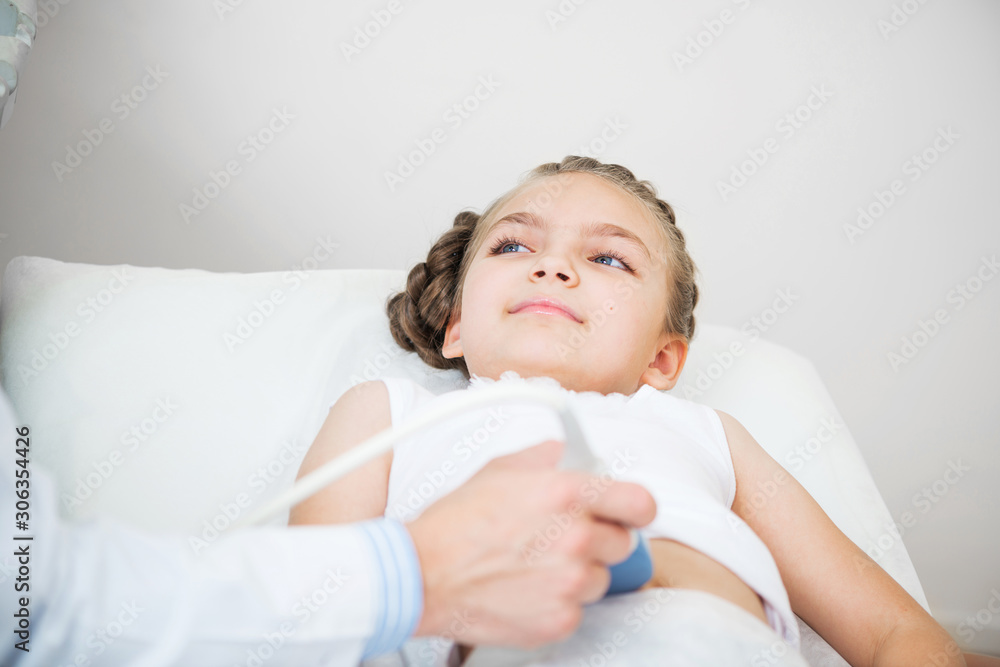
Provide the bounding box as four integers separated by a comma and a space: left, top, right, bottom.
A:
370, 369, 800, 648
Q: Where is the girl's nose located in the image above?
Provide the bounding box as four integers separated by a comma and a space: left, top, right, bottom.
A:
530, 252, 579, 285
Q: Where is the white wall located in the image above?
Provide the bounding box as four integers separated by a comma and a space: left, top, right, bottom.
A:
0, 0, 997, 655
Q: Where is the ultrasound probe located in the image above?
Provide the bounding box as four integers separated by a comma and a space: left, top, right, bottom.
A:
238, 381, 653, 596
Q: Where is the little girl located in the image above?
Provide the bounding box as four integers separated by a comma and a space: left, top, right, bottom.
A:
290, 156, 965, 666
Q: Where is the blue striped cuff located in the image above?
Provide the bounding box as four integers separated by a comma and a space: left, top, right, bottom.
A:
359, 517, 424, 659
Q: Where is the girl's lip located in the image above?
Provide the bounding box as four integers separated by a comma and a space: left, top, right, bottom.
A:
509, 297, 582, 323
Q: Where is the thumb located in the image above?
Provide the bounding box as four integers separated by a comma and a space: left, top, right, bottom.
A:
484, 439, 565, 471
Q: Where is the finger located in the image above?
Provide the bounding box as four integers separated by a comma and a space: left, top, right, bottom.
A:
583, 479, 657, 529
580, 519, 636, 566
483, 439, 564, 471
578, 562, 612, 605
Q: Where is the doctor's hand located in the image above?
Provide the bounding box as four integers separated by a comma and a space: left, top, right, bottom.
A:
406, 438, 656, 649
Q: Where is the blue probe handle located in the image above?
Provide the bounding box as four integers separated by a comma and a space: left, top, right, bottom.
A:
605, 529, 653, 596
556, 403, 653, 596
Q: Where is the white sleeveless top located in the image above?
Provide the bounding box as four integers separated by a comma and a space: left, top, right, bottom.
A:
351, 370, 799, 647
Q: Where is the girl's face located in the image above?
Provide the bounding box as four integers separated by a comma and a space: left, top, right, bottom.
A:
442, 171, 688, 395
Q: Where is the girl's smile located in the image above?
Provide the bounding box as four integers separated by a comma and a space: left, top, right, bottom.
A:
441, 171, 688, 396
509, 296, 583, 323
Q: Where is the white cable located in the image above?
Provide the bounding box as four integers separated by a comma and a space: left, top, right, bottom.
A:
236, 382, 599, 529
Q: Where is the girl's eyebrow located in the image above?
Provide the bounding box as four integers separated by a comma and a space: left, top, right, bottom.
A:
489, 211, 652, 263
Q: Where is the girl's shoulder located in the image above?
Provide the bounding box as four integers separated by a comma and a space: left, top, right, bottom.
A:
622, 383, 723, 423
331, 376, 446, 428
623, 386, 730, 451
362, 376, 444, 427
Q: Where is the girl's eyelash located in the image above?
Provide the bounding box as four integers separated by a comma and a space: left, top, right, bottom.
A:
594, 248, 635, 272
487, 236, 635, 272
487, 236, 526, 255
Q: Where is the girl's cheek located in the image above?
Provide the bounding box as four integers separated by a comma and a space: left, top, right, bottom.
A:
613, 278, 635, 301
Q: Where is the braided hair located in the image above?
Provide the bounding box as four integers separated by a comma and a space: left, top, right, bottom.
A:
386, 156, 699, 380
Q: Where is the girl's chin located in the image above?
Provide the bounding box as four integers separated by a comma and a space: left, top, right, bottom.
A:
477, 354, 577, 380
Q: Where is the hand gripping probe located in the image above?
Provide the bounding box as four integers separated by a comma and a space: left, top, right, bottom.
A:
237, 381, 653, 596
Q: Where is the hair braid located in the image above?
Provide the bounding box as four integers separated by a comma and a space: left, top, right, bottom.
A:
386, 211, 478, 375
386, 155, 700, 379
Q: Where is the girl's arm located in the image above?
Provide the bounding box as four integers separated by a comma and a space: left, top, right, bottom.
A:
716, 410, 966, 667
288, 380, 393, 525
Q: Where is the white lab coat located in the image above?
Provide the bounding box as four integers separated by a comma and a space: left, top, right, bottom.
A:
0, 389, 416, 666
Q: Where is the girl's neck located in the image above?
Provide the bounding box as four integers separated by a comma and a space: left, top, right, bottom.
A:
470, 368, 643, 397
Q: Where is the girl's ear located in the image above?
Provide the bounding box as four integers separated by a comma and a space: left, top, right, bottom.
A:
639, 334, 688, 391
442, 312, 464, 359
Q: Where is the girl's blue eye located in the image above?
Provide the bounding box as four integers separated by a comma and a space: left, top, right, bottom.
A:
594, 254, 628, 270
497, 241, 527, 254
487, 235, 634, 273
488, 236, 530, 255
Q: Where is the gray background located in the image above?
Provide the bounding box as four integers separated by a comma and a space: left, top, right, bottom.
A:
0, 0, 997, 654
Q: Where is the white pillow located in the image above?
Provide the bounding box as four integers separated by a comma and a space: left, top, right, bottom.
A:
0, 255, 927, 664
0, 256, 465, 538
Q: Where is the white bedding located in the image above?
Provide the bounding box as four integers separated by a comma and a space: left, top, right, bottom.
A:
0, 256, 930, 666
364, 588, 828, 667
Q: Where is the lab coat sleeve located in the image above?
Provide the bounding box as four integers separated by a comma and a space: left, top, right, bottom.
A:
0, 391, 424, 667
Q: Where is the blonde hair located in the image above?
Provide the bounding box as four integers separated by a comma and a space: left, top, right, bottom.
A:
386, 155, 699, 379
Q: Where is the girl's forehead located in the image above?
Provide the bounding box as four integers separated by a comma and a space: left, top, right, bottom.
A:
498, 173, 650, 228
490, 174, 667, 256
514, 171, 624, 203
